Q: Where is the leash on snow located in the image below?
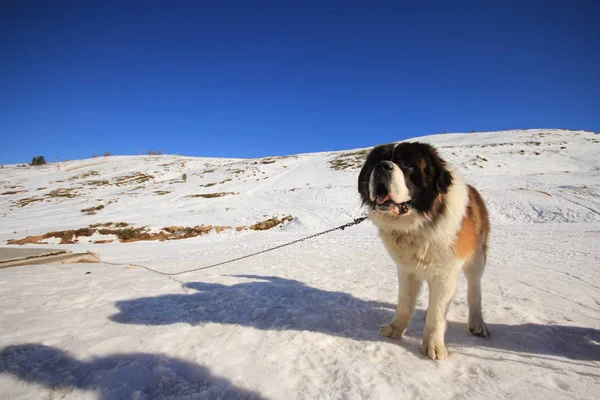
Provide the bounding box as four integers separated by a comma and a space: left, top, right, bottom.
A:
86, 215, 368, 277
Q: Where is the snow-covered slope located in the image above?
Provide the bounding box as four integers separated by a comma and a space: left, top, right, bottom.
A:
1, 129, 599, 399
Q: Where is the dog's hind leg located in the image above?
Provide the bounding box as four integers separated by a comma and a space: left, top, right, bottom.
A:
464, 247, 489, 337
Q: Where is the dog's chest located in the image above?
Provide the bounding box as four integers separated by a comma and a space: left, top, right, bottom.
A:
381, 231, 454, 276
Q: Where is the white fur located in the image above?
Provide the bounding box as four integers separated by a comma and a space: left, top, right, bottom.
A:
368, 162, 411, 204
369, 168, 485, 360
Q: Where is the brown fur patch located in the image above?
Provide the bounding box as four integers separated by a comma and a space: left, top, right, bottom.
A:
452, 185, 490, 262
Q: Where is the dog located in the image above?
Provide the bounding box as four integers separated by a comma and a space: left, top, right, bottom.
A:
358, 141, 490, 360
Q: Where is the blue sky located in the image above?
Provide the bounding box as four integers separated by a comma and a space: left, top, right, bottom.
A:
1, 1, 599, 164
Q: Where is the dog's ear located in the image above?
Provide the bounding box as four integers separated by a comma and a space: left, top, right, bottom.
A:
423, 144, 453, 194
436, 169, 452, 194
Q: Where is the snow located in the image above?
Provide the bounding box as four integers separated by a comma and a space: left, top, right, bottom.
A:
1, 129, 599, 399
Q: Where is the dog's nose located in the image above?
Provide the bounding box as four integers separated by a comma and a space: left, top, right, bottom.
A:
376, 161, 394, 173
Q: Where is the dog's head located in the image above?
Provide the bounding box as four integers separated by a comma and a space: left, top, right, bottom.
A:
358, 142, 452, 220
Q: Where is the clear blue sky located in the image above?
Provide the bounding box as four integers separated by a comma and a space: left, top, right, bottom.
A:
1, 1, 599, 164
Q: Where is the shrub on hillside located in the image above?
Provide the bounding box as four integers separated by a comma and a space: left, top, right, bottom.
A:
31, 156, 47, 166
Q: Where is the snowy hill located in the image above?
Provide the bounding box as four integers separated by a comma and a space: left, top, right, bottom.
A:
1, 129, 599, 399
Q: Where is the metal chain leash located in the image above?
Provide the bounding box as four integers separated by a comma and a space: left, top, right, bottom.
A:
87, 215, 368, 277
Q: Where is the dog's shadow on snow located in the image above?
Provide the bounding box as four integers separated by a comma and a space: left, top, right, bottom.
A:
0, 344, 265, 399
110, 275, 600, 361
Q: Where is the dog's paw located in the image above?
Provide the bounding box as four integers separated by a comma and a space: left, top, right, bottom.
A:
421, 341, 448, 360
379, 324, 404, 340
468, 320, 489, 337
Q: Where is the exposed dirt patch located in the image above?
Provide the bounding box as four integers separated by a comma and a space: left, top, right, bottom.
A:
46, 188, 79, 198
90, 222, 129, 229
329, 149, 369, 170
85, 179, 110, 187
8, 228, 96, 245
186, 192, 238, 199
115, 225, 215, 242
2, 190, 26, 195
200, 178, 233, 188
248, 215, 294, 231
81, 204, 105, 215
69, 170, 100, 181
14, 197, 45, 207
154, 190, 171, 195
114, 173, 154, 186
9, 216, 294, 245
90, 222, 114, 228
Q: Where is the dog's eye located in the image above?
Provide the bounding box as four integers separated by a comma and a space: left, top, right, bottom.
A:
400, 162, 413, 170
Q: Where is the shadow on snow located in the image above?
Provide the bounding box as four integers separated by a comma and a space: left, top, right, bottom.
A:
0, 344, 264, 400
110, 275, 600, 362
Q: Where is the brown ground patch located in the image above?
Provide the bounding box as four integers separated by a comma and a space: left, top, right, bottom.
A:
9, 216, 294, 245
249, 215, 294, 230
2, 190, 26, 195
186, 192, 237, 199
215, 226, 232, 233
114, 173, 154, 186
8, 228, 96, 245
69, 170, 100, 181
81, 204, 105, 215
14, 197, 45, 207
200, 178, 233, 188
329, 149, 370, 170
90, 222, 127, 228
46, 188, 79, 198
84, 179, 110, 187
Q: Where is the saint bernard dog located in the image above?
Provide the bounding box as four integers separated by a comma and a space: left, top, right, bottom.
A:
358, 141, 490, 360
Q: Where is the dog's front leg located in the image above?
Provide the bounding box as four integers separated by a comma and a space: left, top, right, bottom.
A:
421, 274, 458, 360
380, 271, 422, 339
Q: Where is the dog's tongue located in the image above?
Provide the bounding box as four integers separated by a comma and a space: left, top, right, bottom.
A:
376, 194, 391, 204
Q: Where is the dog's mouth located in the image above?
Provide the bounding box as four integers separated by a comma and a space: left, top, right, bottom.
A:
374, 184, 411, 215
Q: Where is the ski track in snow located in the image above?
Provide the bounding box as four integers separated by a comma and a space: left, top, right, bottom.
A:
0, 129, 599, 399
